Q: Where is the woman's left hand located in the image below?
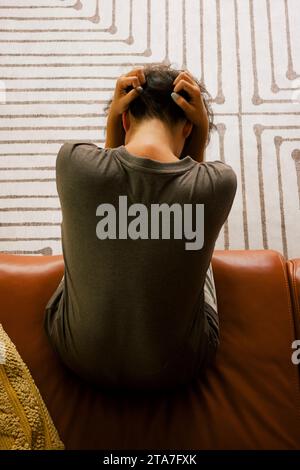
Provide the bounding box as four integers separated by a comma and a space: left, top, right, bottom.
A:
108, 67, 146, 116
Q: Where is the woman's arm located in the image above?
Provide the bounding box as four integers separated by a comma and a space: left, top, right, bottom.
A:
171, 71, 209, 163
105, 111, 125, 149
105, 67, 145, 149
180, 123, 208, 163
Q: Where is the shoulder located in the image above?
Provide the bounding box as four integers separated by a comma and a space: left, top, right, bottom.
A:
195, 160, 237, 208
56, 142, 105, 164
203, 160, 236, 179
203, 160, 237, 194
56, 142, 111, 174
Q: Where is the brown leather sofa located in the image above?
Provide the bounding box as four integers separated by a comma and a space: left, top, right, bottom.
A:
0, 250, 300, 450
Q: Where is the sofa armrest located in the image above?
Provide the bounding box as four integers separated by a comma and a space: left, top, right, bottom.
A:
287, 259, 300, 340
0, 253, 64, 350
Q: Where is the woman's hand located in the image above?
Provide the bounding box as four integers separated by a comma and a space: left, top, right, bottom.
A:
171, 71, 209, 162
105, 67, 146, 148
108, 67, 146, 116
171, 71, 208, 128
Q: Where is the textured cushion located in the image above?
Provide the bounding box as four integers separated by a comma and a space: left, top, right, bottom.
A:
0, 250, 299, 449
0, 324, 64, 450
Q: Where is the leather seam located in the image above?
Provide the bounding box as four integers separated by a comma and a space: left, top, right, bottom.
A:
292, 261, 300, 319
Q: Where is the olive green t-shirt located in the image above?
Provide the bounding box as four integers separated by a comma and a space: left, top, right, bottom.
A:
45, 143, 237, 390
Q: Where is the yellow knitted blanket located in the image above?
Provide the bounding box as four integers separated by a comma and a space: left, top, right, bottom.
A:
0, 324, 64, 450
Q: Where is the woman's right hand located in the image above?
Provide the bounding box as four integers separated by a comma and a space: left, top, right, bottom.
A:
171, 71, 210, 162
171, 71, 209, 131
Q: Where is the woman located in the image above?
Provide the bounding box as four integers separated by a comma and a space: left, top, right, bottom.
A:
44, 64, 237, 391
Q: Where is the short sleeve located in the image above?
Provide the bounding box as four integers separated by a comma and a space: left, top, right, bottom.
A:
213, 161, 237, 224
55, 143, 75, 198
55, 143, 73, 175
203, 161, 237, 227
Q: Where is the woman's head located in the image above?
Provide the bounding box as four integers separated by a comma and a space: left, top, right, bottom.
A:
105, 64, 216, 148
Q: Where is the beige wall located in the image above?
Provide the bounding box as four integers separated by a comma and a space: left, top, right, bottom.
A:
0, 0, 299, 257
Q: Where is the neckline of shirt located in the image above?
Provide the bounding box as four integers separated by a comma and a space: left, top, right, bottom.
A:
114, 145, 196, 174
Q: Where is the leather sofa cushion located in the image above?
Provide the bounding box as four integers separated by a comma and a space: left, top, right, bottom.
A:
0, 250, 299, 449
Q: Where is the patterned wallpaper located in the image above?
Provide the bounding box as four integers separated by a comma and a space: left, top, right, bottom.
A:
0, 0, 299, 258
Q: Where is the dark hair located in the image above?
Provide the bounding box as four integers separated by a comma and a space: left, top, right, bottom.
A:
104, 64, 216, 145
